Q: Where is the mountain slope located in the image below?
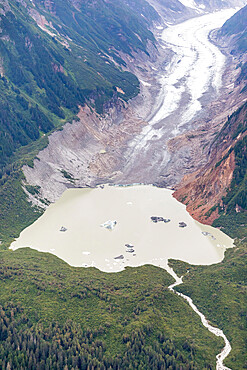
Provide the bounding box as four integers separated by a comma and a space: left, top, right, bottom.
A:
174, 5, 247, 236
0, 0, 158, 170
218, 4, 247, 55
174, 101, 247, 232
218, 4, 247, 87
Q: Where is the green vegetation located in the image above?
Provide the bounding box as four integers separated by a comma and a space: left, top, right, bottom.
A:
213, 212, 247, 239
210, 101, 247, 234
0, 0, 157, 170
0, 171, 42, 248
60, 169, 75, 183
0, 2, 246, 369
0, 131, 52, 248
0, 0, 158, 245
223, 133, 247, 212
0, 248, 222, 369
168, 15, 247, 368
169, 240, 247, 369
207, 4, 247, 230
24, 184, 41, 196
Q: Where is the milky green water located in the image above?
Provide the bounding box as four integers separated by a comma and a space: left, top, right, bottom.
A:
11, 185, 233, 272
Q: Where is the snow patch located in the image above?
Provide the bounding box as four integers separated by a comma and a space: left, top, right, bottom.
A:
140, 79, 151, 87
179, 0, 201, 10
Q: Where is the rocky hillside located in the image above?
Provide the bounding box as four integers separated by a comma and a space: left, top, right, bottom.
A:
0, 0, 159, 170
174, 101, 247, 224
178, 0, 247, 12
196, 0, 247, 10
218, 4, 247, 95
174, 5, 247, 235
218, 3, 247, 55
148, 0, 247, 22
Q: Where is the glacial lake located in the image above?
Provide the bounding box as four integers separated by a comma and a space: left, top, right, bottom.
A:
11, 185, 233, 272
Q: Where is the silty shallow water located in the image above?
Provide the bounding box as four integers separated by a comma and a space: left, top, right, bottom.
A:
11, 185, 233, 272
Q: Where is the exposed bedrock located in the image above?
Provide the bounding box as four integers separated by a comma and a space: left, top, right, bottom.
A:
23, 101, 147, 206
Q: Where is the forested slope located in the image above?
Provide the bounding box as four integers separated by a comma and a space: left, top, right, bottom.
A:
0, 248, 222, 369
170, 240, 247, 369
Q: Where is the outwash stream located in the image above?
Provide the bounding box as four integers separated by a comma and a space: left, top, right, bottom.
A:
168, 268, 232, 370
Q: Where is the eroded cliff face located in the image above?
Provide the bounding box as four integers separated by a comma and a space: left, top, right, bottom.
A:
173, 148, 235, 224
23, 101, 147, 206
173, 97, 247, 224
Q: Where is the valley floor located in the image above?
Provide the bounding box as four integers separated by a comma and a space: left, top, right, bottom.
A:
0, 4, 246, 370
